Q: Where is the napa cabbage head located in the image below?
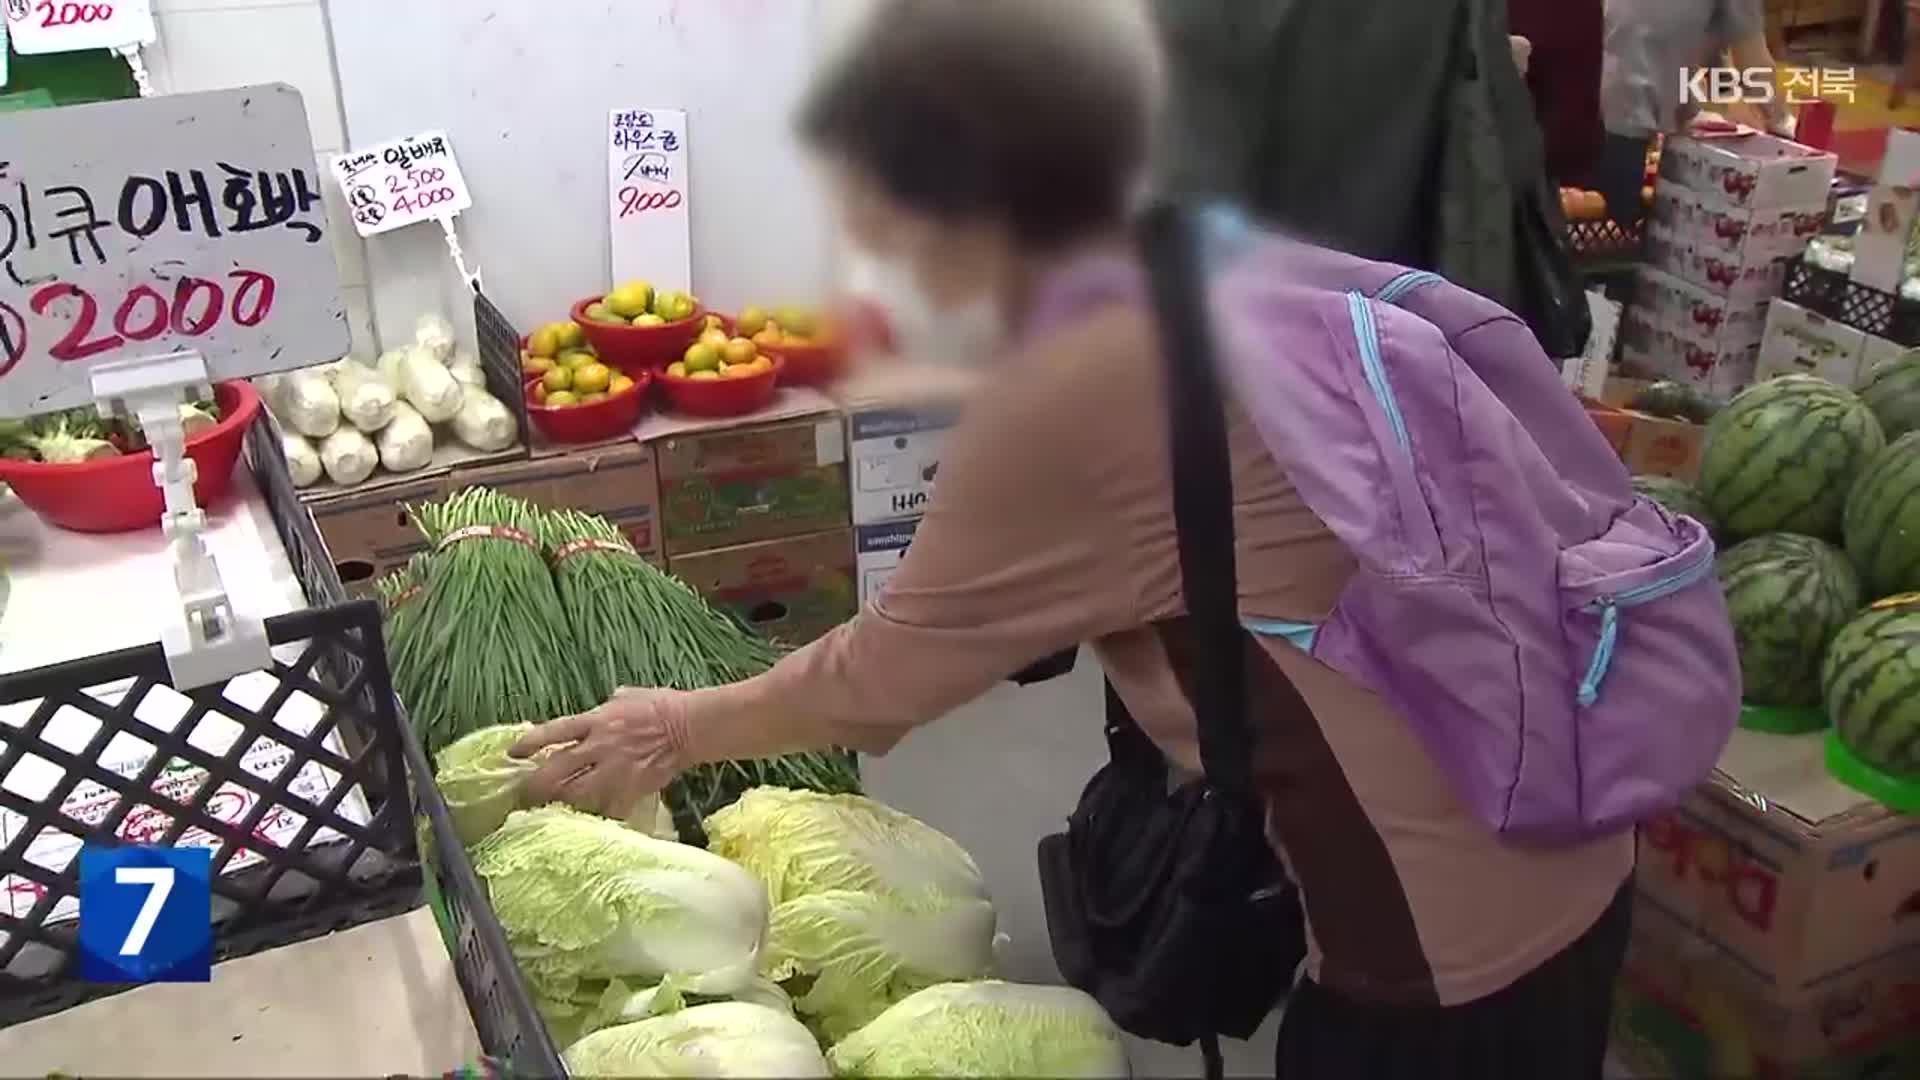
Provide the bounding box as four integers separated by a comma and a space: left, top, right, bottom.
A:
766, 888, 997, 1041
561, 1002, 830, 1078
436, 724, 673, 847
703, 787, 986, 904
469, 807, 768, 1012
828, 980, 1130, 1079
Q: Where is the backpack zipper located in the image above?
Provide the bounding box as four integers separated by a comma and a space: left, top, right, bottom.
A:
1346, 292, 1411, 454
1375, 270, 1444, 304
1575, 548, 1716, 707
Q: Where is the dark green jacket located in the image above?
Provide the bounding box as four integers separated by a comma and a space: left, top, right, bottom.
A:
1153, 0, 1588, 357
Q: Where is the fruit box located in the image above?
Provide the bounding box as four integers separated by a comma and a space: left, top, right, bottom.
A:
1632, 266, 1773, 350
1755, 298, 1869, 389
834, 363, 978, 526
1619, 315, 1760, 401
451, 441, 663, 562
305, 472, 451, 600
653, 413, 851, 556
1617, 412, 1707, 482
667, 528, 857, 648
1847, 183, 1920, 295
1658, 132, 1838, 212
1612, 895, 1920, 1080
1633, 729, 1920, 998
1644, 222, 1790, 304
854, 517, 920, 608
1648, 180, 1826, 265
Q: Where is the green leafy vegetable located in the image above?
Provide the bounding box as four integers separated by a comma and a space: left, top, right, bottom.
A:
704, 787, 987, 904
828, 981, 1129, 1079
561, 1002, 830, 1078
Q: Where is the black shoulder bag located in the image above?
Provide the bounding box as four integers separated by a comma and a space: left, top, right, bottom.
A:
1036, 205, 1305, 1079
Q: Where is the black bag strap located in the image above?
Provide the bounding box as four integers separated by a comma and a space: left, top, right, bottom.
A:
1135, 204, 1256, 795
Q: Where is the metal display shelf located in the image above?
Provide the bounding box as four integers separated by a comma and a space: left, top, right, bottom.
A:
0, 415, 562, 1076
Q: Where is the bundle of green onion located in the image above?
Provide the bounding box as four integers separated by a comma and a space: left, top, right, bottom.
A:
540, 507, 861, 835
394, 488, 600, 755
374, 553, 430, 647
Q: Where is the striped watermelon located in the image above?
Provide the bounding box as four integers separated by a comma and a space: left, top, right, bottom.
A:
1717, 534, 1863, 707
1631, 475, 1717, 536
1699, 375, 1886, 541
1858, 348, 1920, 441
1822, 593, 1920, 778
1843, 432, 1920, 598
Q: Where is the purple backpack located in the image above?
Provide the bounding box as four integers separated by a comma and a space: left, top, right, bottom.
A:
1040, 213, 1740, 844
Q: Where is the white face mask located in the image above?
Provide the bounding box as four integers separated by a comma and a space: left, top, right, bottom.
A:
843, 252, 1005, 368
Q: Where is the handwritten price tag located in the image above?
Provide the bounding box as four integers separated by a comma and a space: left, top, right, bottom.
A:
0, 86, 350, 416
607, 107, 690, 293
3, 0, 154, 55
328, 130, 473, 238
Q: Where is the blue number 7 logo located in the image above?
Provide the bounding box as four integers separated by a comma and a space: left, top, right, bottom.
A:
78, 845, 213, 983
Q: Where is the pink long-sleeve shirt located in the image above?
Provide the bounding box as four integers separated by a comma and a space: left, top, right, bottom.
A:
670, 288, 1635, 1008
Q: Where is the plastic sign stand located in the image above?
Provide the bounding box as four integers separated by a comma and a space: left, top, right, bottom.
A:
0, 85, 350, 687
3, 0, 155, 55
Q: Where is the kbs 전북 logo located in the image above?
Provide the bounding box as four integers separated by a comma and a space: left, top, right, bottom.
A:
77, 844, 213, 983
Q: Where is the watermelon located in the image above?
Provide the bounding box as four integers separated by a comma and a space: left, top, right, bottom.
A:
1699, 375, 1886, 541
1858, 348, 1920, 441
1843, 432, 1920, 598
1631, 475, 1717, 535
1717, 534, 1863, 707
1822, 593, 1920, 778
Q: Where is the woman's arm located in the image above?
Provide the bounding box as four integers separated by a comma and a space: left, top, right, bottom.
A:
1723, 2, 1793, 134
518, 332, 1148, 813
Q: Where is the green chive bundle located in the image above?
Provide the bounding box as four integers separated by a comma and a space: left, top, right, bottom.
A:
540, 507, 861, 835
395, 488, 599, 755
374, 553, 430, 647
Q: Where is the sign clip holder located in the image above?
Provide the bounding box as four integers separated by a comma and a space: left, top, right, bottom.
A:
438, 214, 481, 293
88, 350, 271, 689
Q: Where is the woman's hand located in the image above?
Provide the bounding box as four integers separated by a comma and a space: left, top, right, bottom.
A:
512, 687, 688, 819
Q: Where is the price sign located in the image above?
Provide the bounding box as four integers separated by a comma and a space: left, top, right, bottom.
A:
0, 85, 351, 417
608, 107, 691, 293
3, 0, 154, 55
329, 130, 473, 238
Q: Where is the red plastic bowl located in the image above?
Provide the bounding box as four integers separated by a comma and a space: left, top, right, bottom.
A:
760, 337, 848, 386
524, 371, 651, 443
0, 379, 262, 533
657, 355, 784, 417
570, 296, 706, 373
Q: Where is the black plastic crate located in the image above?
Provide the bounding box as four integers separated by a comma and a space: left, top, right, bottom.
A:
1, 418, 562, 1077
1782, 259, 1920, 347
1567, 217, 1646, 265
474, 289, 533, 442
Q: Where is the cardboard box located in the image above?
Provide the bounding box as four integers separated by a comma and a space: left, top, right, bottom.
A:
452, 441, 662, 561
1659, 132, 1838, 211
1755, 298, 1869, 387
1645, 223, 1790, 303
1620, 314, 1760, 399
1862, 332, 1909, 381
1612, 897, 1920, 1080
1849, 184, 1920, 294
1648, 180, 1825, 264
1634, 730, 1920, 998
305, 473, 449, 598
1632, 266, 1773, 347
668, 528, 857, 648
854, 517, 919, 608
654, 414, 850, 556
846, 404, 959, 525
1618, 412, 1708, 482
1878, 127, 1920, 187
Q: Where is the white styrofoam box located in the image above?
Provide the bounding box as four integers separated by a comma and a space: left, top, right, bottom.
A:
1848, 184, 1920, 294
1861, 332, 1911, 382
1879, 127, 1920, 186
1755, 298, 1869, 387
855, 517, 919, 608
147, 3, 345, 154
848, 402, 961, 525
1658, 132, 1838, 210
1630, 266, 1772, 349
1646, 180, 1824, 263
1644, 223, 1788, 302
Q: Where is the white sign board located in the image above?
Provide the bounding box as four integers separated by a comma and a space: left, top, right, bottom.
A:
0, 85, 350, 417
3, 0, 154, 54
329, 130, 472, 238
608, 107, 691, 293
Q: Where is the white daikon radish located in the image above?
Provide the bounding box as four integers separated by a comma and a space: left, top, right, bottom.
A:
283, 432, 322, 488
450, 385, 517, 452
398, 344, 464, 423
328, 359, 399, 433
318, 427, 377, 486
377, 347, 410, 388
377, 401, 435, 473
416, 312, 457, 361
447, 349, 485, 387
275, 367, 341, 438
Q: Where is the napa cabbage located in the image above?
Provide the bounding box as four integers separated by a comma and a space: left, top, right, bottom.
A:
828, 981, 1130, 1078
561, 1002, 830, 1078
435, 724, 671, 846
702, 787, 987, 903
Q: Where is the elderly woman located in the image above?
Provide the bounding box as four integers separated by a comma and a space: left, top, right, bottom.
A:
518, 2, 1633, 1076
